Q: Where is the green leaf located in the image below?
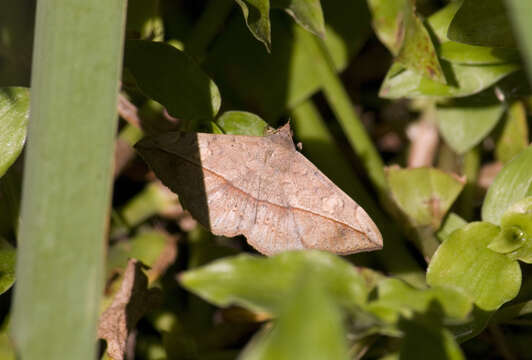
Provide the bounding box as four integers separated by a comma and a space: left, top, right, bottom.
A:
395, 7, 445, 83
399, 320, 465, 360
216, 111, 269, 136
426, 1, 462, 42
0, 237, 15, 295
124, 40, 221, 123
179, 251, 367, 315
482, 146, 532, 224
369, 278, 472, 323
495, 101, 529, 164
366, 0, 408, 55
379, 61, 519, 99
439, 41, 520, 65
427, 222, 521, 311
436, 98, 505, 154
235, 0, 271, 51
505, 0, 532, 84
368, 0, 445, 82
204, 0, 371, 121
448, 0, 516, 48
271, 0, 325, 38
239, 274, 349, 360
386, 167, 465, 229
0, 87, 29, 178
488, 197, 532, 263
436, 213, 467, 242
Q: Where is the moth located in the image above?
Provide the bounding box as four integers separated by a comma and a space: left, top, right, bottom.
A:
136, 124, 383, 255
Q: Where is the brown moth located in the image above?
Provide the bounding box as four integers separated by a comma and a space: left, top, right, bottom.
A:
135, 124, 383, 255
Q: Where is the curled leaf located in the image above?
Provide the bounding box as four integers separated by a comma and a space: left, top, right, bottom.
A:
272, 0, 325, 38
98, 259, 162, 360
235, 0, 272, 51
488, 197, 532, 263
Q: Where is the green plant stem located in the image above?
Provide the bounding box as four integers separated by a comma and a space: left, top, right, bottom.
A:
291, 101, 425, 287
505, 0, 532, 82
11, 0, 127, 358
309, 36, 387, 197
185, 0, 235, 60
459, 146, 481, 221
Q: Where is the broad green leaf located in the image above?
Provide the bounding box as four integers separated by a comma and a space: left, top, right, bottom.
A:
427, 2, 519, 66
0, 237, 15, 295
216, 111, 269, 136
436, 213, 467, 242
399, 320, 465, 360
180, 251, 367, 315
239, 275, 349, 360
379, 61, 519, 99
0, 87, 29, 178
366, 0, 407, 55
495, 101, 529, 164
205, 0, 371, 121
235, 0, 271, 51
369, 278, 472, 323
488, 197, 532, 263
482, 146, 532, 224
439, 41, 520, 65
124, 40, 221, 123
368, 0, 445, 82
448, 0, 516, 48
271, 0, 325, 38
436, 99, 505, 154
427, 222, 521, 311
386, 167, 465, 229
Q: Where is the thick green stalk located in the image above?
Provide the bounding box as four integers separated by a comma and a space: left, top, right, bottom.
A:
505, 0, 532, 82
307, 36, 387, 197
11, 0, 127, 358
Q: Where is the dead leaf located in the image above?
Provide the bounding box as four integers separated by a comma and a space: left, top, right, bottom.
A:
135, 124, 383, 255
98, 259, 162, 360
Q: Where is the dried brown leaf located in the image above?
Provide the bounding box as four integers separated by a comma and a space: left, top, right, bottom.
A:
135, 124, 383, 255
98, 259, 162, 360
